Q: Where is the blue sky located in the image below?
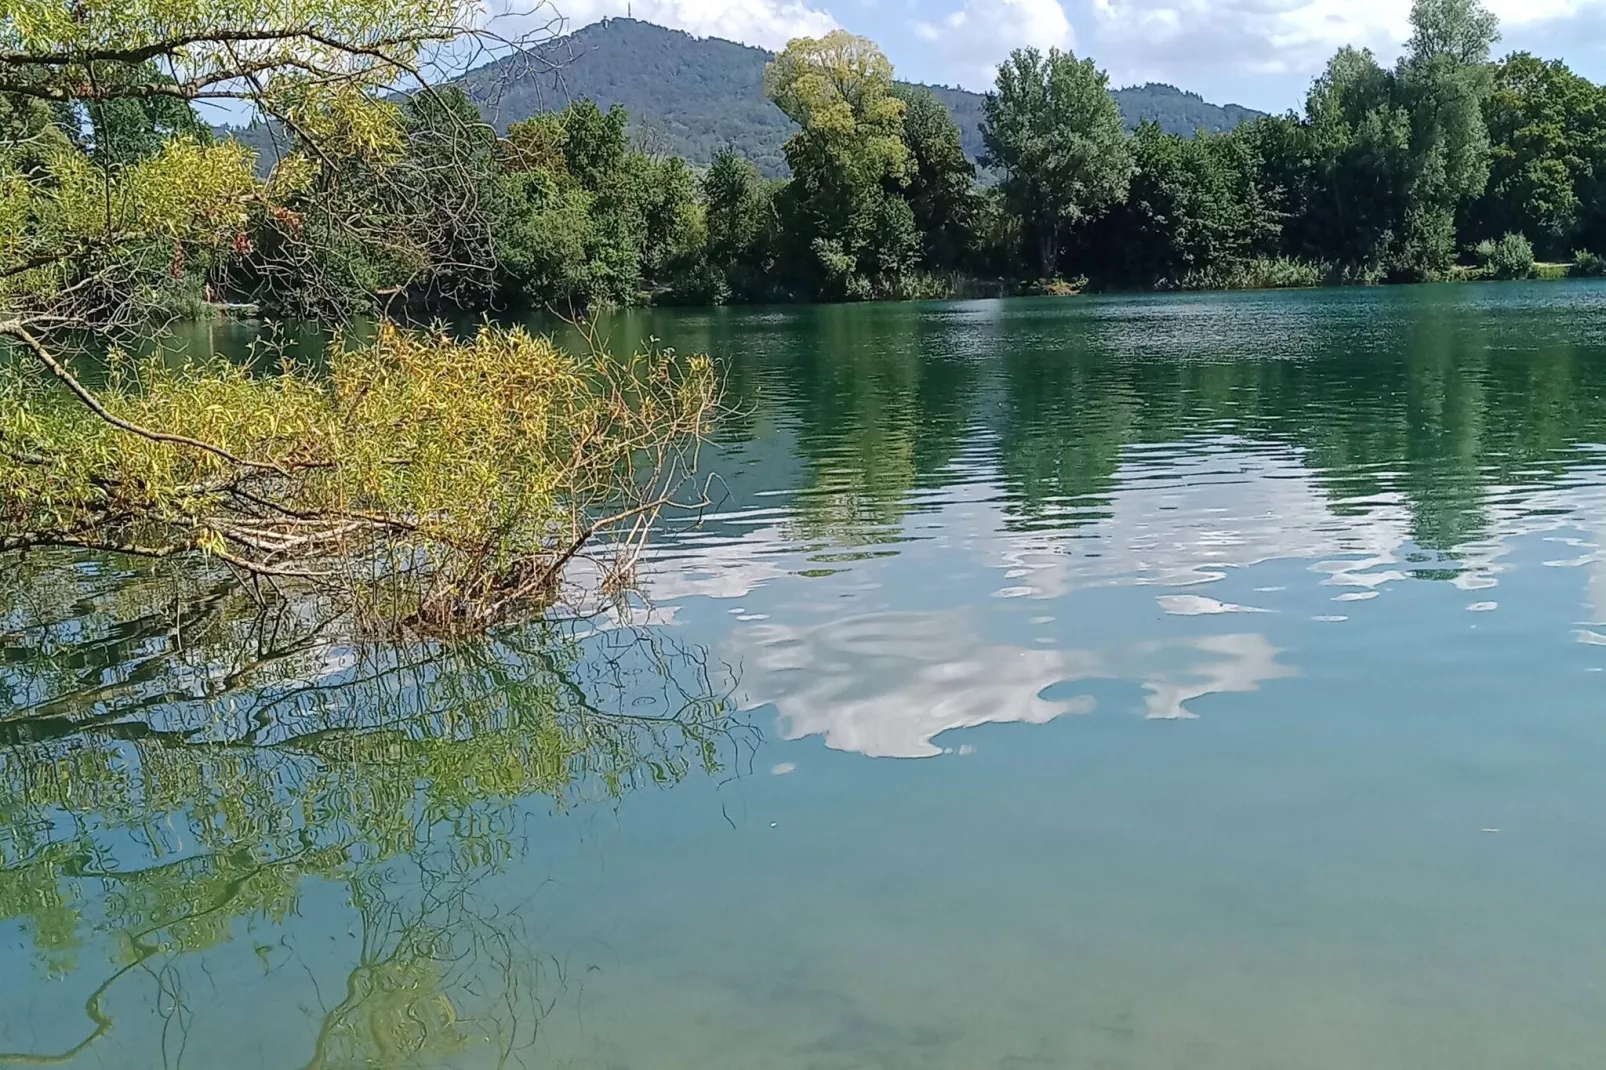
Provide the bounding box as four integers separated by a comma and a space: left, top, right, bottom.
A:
529, 0, 1606, 113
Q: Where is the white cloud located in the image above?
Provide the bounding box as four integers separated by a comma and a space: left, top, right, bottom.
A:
1078, 0, 1406, 86
1066, 0, 1606, 105
542, 0, 838, 50
912, 0, 1074, 89
1487, 0, 1589, 27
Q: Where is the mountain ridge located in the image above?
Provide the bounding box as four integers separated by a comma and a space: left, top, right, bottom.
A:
456, 18, 1265, 176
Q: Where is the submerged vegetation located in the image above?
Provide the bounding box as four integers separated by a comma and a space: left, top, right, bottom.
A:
1, 326, 715, 634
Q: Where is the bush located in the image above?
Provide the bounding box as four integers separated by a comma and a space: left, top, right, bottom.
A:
1026, 277, 1087, 297
1571, 250, 1606, 278
1183, 258, 1325, 291
1475, 233, 1535, 280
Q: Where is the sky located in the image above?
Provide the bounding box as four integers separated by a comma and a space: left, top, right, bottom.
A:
530, 0, 1606, 113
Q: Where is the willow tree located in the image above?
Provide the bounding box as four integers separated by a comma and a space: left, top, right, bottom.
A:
0, 0, 718, 635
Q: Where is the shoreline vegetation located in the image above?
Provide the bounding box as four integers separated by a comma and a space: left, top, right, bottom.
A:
199, 252, 1603, 326
11, 2, 1606, 327
194, 0, 1606, 317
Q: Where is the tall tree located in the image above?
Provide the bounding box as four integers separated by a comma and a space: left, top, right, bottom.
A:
981, 47, 1133, 278
703, 149, 777, 299
1466, 53, 1606, 256
559, 99, 630, 190
764, 31, 918, 299
892, 84, 976, 269
1301, 47, 1415, 274
1395, 0, 1500, 276
1407, 0, 1500, 66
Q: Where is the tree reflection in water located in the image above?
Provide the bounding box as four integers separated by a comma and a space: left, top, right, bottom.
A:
0, 552, 744, 1068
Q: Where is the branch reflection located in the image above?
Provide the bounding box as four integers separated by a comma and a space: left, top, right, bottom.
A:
0, 553, 746, 1067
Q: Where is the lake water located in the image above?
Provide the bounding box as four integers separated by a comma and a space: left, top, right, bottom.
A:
7, 283, 1606, 1067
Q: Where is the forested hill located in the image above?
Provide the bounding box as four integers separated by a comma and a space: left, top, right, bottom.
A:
456, 18, 1264, 176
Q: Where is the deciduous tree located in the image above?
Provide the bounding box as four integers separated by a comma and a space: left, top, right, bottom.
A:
981, 47, 1132, 278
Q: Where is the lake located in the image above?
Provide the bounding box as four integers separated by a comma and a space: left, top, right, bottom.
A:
6, 282, 1606, 1068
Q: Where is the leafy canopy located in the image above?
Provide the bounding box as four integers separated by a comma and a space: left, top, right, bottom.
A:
981, 46, 1133, 277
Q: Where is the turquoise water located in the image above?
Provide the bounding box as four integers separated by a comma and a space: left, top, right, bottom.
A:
7, 283, 1606, 1066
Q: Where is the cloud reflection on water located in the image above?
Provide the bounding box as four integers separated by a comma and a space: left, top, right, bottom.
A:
645, 436, 1606, 757
736, 610, 1294, 757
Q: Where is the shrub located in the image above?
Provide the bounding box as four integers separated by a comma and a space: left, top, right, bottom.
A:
1476, 233, 1535, 280
1183, 258, 1325, 291
1571, 250, 1606, 278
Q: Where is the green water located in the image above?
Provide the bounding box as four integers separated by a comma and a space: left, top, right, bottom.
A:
8, 283, 1606, 1067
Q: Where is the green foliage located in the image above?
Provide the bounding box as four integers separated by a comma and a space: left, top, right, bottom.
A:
1571, 249, 1606, 276
1209, 0, 1508, 284
75, 64, 214, 165
1464, 54, 1606, 258
2, 133, 257, 322
894, 85, 977, 269
493, 101, 705, 309
232, 85, 509, 318
1, 324, 717, 632
1393, 0, 1498, 279
0, 0, 730, 662
1080, 121, 1277, 288
981, 47, 1133, 278
496, 170, 599, 306
11, 0, 1604, 328
1476, 231, 1536, 277
1193, 257, 1326, 290
703, 149, 779, 301
559, 99, 630, 188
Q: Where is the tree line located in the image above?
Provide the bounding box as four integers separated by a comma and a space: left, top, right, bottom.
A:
7, 0, 1606, 320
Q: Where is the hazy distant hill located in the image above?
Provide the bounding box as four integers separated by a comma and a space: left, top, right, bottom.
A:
222, 19, 1265, 177
458, 18, 1265, 177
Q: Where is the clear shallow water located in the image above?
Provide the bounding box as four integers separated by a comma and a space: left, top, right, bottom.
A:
8, 283, 1606, 1067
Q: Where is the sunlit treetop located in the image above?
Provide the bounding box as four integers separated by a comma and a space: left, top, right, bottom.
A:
764, 31, 908, 170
